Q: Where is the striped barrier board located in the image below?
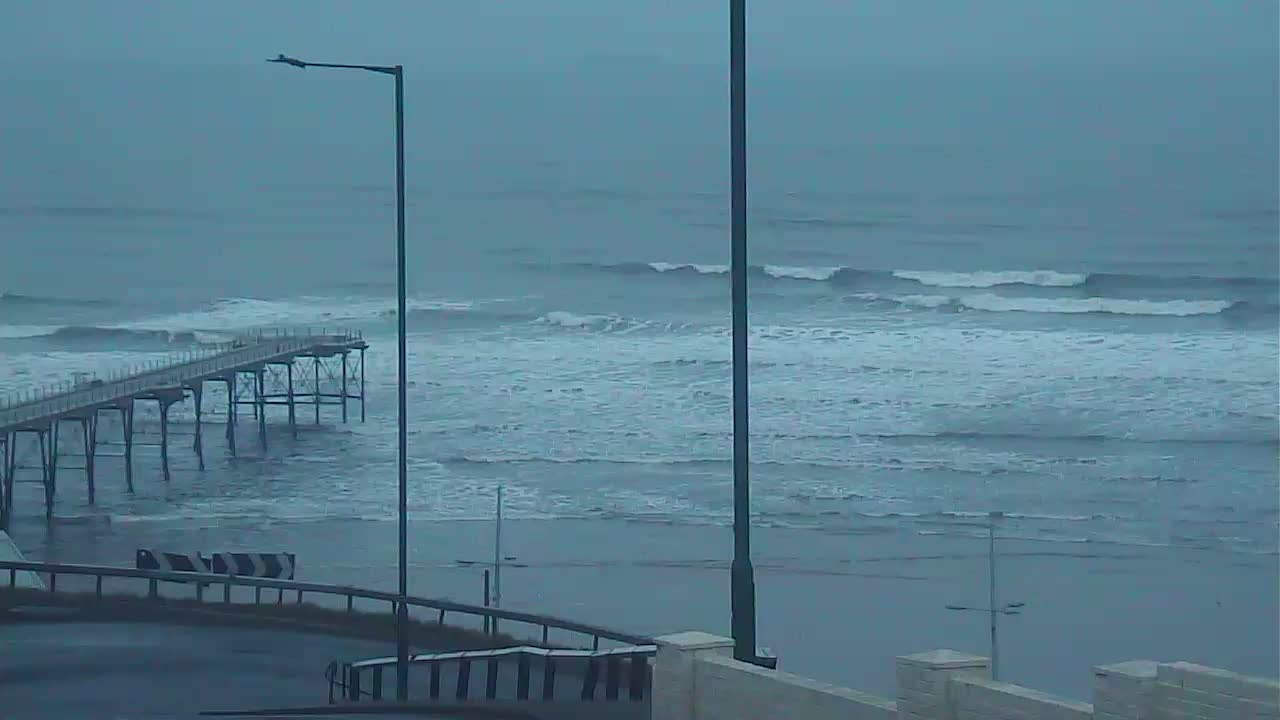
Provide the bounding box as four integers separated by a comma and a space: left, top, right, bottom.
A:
136, 551, 295, 579
135, 550, 209, 573
209, 552, 295, 579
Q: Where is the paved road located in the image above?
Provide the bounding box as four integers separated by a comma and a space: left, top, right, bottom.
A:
0, 619, 413, 718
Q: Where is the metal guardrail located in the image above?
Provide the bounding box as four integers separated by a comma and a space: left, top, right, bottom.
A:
337, 644, 656, 704
0, 329, 364, 430
0, 559, 653, 650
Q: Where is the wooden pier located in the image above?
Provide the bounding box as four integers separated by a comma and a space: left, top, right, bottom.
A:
0, 330, 368, 530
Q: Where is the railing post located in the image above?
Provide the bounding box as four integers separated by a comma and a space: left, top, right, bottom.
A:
149, 578, 158, 599
49, 573, 56, 593
224, 581, 231, 604
456, 659, 471, 700
486, 658, 499, 699
543, 657, 557, 700
517, 654, 531, 700
95, 576, 103, 602
606, 655, 621, 700
347, 594, 354, 613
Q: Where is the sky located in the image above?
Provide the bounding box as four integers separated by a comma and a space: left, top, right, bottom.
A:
0, 0, 1276, 69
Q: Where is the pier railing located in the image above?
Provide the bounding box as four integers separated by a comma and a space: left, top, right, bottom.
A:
0, 329, 363, 428
0, 559, 652, 651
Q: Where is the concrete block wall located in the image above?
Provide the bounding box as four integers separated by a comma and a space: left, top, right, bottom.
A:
1154, 662, 1279, 720
651, 631, 735, 720
651, 631, 1279, 720
896, 649, 991, 720
949, 676, 1093, 720
1094, 661, 1158, 720
694, 653, 897, 720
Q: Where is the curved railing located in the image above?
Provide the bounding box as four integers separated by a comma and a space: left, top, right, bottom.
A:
334, 644, 656, 705
0, 329, 364, 429
0, 559, 651, 649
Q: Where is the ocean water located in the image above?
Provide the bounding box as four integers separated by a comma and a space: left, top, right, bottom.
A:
0, 62, 1277, 685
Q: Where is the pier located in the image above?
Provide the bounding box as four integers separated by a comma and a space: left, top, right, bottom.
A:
0, 330, 368, 530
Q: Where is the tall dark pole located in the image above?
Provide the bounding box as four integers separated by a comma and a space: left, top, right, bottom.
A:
729, 0, 757, 663
393, 64, 410, 703
266, 53, 412, 703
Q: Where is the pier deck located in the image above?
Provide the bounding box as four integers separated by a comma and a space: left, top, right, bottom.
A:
0, 331, 368, 529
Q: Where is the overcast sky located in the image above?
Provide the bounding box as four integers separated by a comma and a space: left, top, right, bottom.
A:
1, 0, 1275, 68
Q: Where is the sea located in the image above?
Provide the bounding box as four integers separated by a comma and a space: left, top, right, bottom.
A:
0, 61, 1276, 694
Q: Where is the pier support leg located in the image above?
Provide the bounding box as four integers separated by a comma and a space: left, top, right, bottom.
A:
225, 375, 237, 457
313, 356, 321, 425
160, 402, 171, 483
360, 348, 366, 423
1, 433, 13, 531
287, 363, 297, 439
192, 385, 205, 470
341, 352, 349, 424
0, 435, 9, 531
256, 370, 267, 450
40, 428, 53, 519
122, 402, 135, 492
83, 417, 96, 504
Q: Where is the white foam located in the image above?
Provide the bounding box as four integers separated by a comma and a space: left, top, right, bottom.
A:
539, 311, 613, 329
957, 294, 1233, 316
894, 294, 954, 309
118, 296, 473, 333
895, 269, 1088, 288
648, 262, 729, 275
763, 265, 842, 281
0, 325, 56, 339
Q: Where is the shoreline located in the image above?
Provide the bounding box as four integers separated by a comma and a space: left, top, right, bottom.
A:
8, 514, 1277, 698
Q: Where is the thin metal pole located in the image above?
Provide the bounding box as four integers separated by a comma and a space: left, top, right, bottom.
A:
493, 484, 503, 634
393, 63, 410, 704
729, 0, 757, 664
483, 568, 491, 635
989, 512, 999, 680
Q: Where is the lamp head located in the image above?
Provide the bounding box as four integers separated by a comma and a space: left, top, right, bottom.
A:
268, 54, 307, 69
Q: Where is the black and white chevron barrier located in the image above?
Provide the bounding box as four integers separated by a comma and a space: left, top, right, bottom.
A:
209, 552, 295, 579
135, 550, 209, 573
136, 550, 295, 579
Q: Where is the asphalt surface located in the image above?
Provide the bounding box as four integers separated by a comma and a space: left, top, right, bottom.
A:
0, 619, 409, 718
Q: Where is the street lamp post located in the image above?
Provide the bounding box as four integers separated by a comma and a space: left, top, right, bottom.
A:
729, 0, 763, 666
267, 53, 411, 702
945, 511, 1025, 680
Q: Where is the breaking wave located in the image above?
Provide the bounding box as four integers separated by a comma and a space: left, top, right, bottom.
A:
0, 292, 115, 307
851, 292, 1246, 317
893, 269, 1087, 288
40, 326, 205, 346
576, 261, 1277, 293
